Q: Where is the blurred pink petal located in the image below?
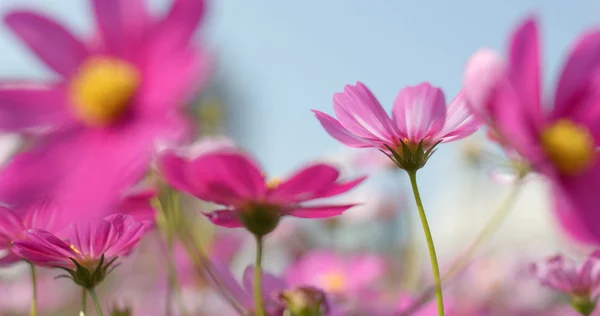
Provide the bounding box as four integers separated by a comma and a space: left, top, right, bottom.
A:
312, 110, 375, 148
392, 82, 446, 142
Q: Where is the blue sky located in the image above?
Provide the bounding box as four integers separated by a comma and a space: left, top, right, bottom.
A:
0, 0, 599, 199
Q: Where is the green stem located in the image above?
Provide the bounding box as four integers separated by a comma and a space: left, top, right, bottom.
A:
442, 180, 522, 281
253, 236, 266, 316
29, 263, 37, 316
407, 170, 444, 316
81, 287, 87, 316
87, 288, 103, 316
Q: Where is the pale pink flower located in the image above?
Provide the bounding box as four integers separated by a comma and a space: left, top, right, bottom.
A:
530, 251, 600, 298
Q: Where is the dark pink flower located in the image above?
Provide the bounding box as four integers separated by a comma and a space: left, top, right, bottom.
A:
0, 0, 208, 220
313, 82, 480, 170
13, 214, 146, 288
463, 17, 600, 243
531, 251, 600, 298
157, 150, 365, 236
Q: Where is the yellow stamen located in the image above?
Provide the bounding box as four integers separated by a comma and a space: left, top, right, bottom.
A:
70, 57, 140, 126
541, 119, 595, 175
69, 244, 81, 254
266, 177, 281, 189
321, 272, 346, 293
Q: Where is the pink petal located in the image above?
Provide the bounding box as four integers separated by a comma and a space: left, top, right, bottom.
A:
151, 0, 206, 52
183, 151, 267, 205
462, 49, 507, 121
68, 219, 118, 260
435, 92, 481, 142
553, 29, 600, 122
203, 210, 243, 228
91, 0, 127, 56
312, 110, 376, 148
391, 82, 447, 143
157, 150, 190, 192
207, 262, 252, 309
103, 214, 145, 257
21, 200, 59, 232
310, 176, 367, 200
287, 204, 356, 219
0, 207, 24, 247
333, 82, 397, 142
347, 255, 386, 290
0, 85, 72, 132
269, 164, 340, 202
12, 229, 77, 268
116, 188, 157, 225
4, 11, 88, 76
507, 17, 542, 128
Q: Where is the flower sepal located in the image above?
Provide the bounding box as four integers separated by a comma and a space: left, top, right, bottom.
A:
55, 254, 119, 289
571, 295, 598, 316
239, 203, 282, 238
279, 286, 329, 316
384, 140, 440, 172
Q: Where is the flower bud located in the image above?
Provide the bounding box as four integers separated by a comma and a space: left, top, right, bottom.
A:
279, 286, 328, 316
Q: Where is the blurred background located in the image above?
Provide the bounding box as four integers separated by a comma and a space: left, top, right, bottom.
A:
0, 0, 599, 315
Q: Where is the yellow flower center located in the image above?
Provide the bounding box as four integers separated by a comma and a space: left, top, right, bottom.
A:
70, 57, 140, 126
69, 244, 81, 254
321, 272, 346, 293
540, 119, 595, 175
266, 177, 281, 189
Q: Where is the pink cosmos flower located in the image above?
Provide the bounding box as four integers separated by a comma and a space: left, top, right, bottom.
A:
530, 251, 600, 298
0, 0, 207, 220
12, 214, 146, 288
285, 250, 386, 297
157, 150, 366, 236
312, 82, 480, 170
463, 17, 600, 243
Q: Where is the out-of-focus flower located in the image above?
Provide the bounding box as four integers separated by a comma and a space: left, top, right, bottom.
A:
13, 214, 146, 288
463, 16, 600, 243
531, 251, 600, 299
157, 150, 366, 237
0, 0, 208, 221
313, 82, 480, 171
0, 201, 58, 265
285, 250, 386, 297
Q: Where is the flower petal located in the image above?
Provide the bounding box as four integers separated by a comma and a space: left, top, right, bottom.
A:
287, 204, 356, 219
203, 210, 243, 228
0, 85, 72, 132
4, 11, 88, 76
182, 151, 267, 205
310, 176, 367, 200
151, 0, 206, 52
12, 229, 76, 268
507, 17, 542, 128
21, 200, 59, 232
0, 207, 23, 247
392, 82, 447, 143
68, 219, 118, 260
462, 48, 506, 121
269, 164, 340, 203
312, 110, 375, 148
116, 188, 157, 225
91, 0, 126, 56
435, 92, 481, 142
103, 214, 145, 257
333, 82, 397, 142
553, 29, 600, 120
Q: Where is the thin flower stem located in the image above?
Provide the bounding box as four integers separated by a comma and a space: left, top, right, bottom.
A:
29, 263, 37, 316
87, 288, 103, 316
407, 170, 444, 316
443, 179, 522, 280
80, 287, 87, 316
253, 236, 266, 316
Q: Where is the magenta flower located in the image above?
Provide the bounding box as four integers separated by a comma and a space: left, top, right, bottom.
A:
531, 251, 600, 298
313, 82, 480, 170
0, 0, 207, 219
13, 214, 146, 288
157, 150, 365, 236
463, 17, 600, 243
285, 250, 386, 297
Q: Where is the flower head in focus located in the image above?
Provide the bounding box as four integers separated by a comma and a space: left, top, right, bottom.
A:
313, 82, 480, 171
157, 150, 366, 237
463, 16, 600, 243
13, 214, 147, 288
531, 251, 600, 315
0, 0, 208, 220
285, 250, 386, 298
